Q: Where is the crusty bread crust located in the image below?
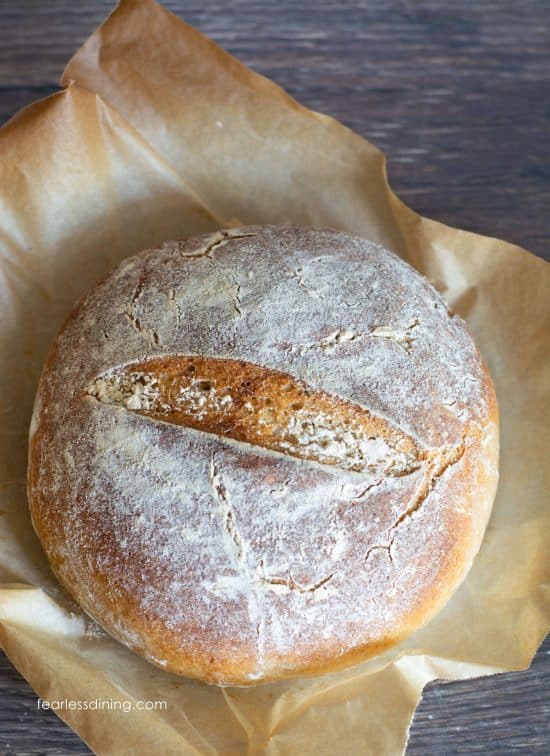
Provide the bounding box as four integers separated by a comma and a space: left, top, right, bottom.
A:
28, 226, 499, 685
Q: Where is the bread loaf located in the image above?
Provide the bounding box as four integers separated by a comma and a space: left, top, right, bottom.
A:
28, 225, 499, 685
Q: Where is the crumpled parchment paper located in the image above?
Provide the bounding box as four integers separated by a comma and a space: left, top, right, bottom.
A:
0, 1, 548, 753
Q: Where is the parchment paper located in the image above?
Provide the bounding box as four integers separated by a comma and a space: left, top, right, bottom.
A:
0, 1, 548, 753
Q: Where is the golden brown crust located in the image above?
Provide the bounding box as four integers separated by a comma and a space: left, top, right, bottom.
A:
27, 225, 499, 686
86, 355, 425, 474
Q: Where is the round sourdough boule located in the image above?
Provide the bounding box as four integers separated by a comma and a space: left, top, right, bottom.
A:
28, 225, 499, 686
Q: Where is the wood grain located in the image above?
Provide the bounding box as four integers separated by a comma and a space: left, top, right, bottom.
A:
1, 1, 548, 259
0, 1, 548, 754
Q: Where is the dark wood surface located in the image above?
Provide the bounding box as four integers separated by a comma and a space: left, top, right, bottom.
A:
0, 1, 548, 754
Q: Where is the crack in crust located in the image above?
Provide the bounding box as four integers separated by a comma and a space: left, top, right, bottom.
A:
288, 266, 325, 300
369, 318, 420, 353
209, 456, 244, 563
363, 440, 465, 564
391, 442, 465, 529
124, 273, 161, 347
259, 573, 334, 594
284, 318, 421, 356
208, 456, 266, 665
232, 282, 243, 316
179, 229, 258, 260
121, 231, 257, 346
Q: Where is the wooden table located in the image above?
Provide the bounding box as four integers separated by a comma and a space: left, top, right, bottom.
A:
0, 2, 548, 753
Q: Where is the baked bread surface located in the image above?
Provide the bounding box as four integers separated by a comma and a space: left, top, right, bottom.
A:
28, 226, 499, 685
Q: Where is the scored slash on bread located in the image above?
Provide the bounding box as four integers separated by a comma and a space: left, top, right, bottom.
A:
87, 355, 462, 477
